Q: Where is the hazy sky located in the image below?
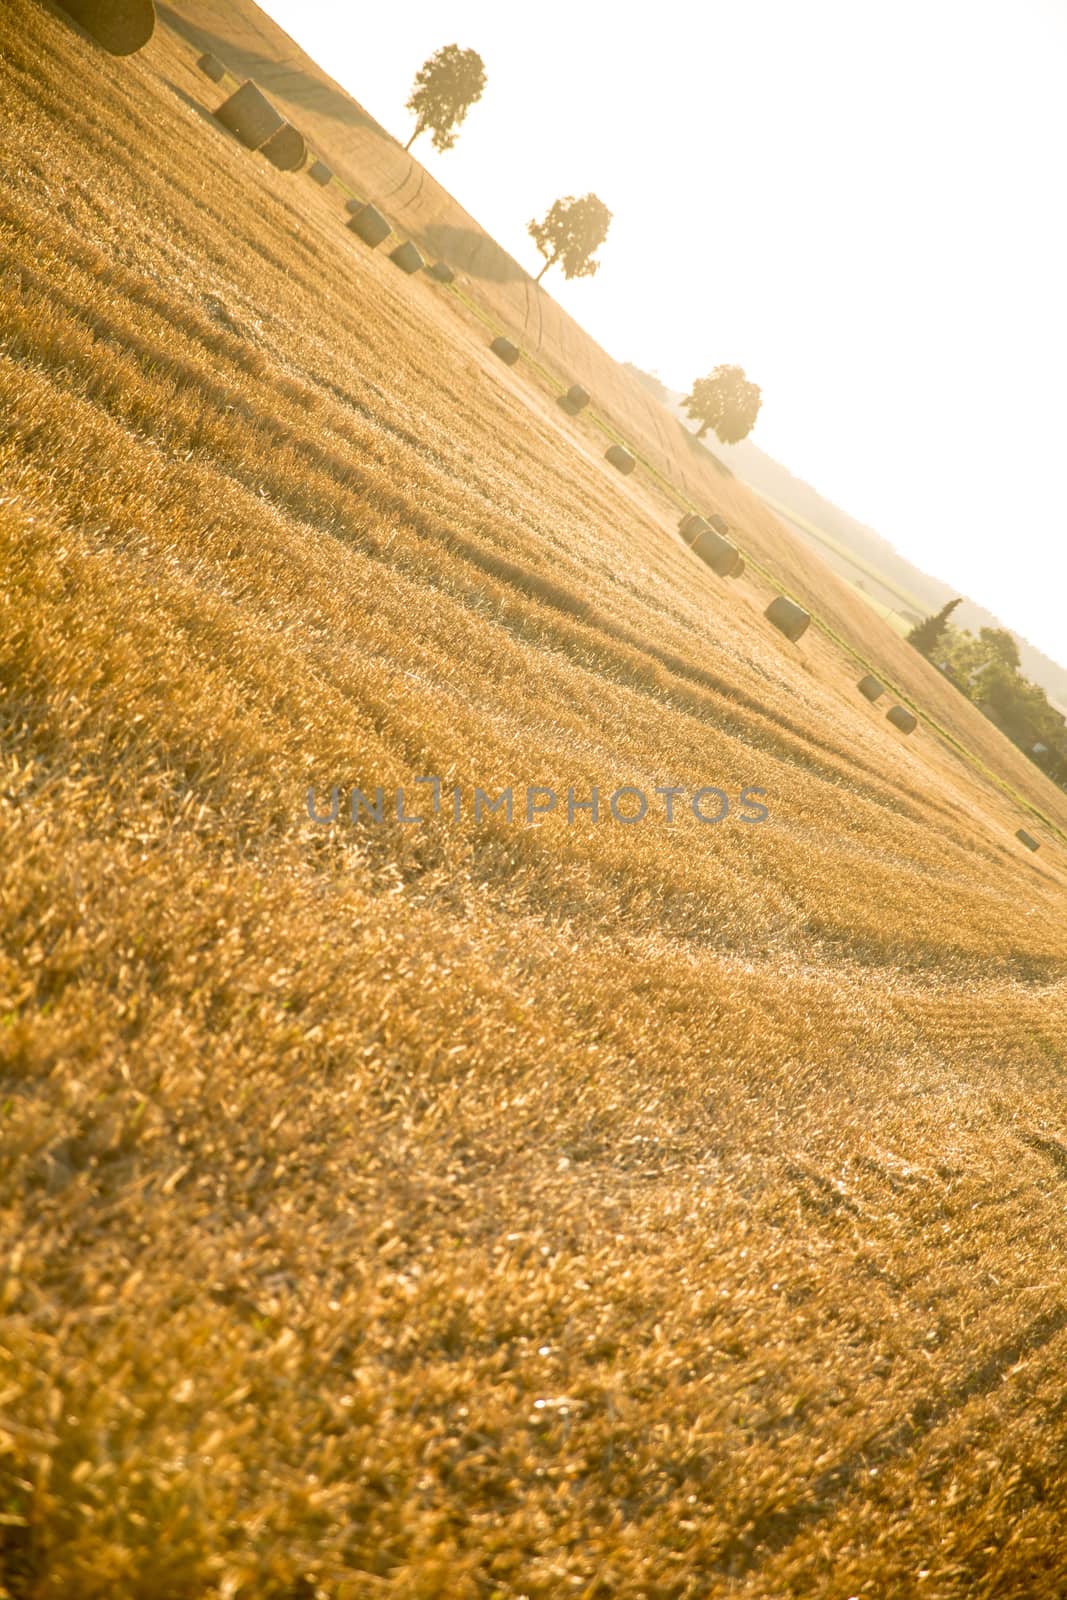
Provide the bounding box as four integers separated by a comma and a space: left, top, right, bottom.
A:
263, 0, 1066, 669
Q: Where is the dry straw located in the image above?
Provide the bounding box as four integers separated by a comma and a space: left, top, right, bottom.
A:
765, 596, 811, 642
196, 52, 226, 83
214, 81, 285, 151
347, 205, 391, 248
605, 444, 636, 475
558, 384, 591, 415
59, 0, 156, 54
886, 705, 918, 734
687, 525, 741, 578
389, 242, 425, 275
490, 336, 520, 366
261, 124, 308, 173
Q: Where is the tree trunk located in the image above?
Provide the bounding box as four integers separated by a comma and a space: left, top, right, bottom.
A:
404, 127, 420, 152
535, 254, 557, 284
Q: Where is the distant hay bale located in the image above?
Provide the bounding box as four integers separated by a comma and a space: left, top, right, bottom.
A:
858, 674, 886, 701
709, 513, 729, 536
558, 384, 590, 415
490, 336, 520, 366
260, 123, 307, 172
347, 204, 391, 248
196, 51, 226, 82
691, 527, 741, 578
345, 197, 364, 214
308, 160, 333, 185
681, 514, 711, 541
728, 551, 745, 578
390, 241, 425, 274
428, 261, 455, 284
765, 596, 811, 642
605, 444, 636, 475
886, 705, 918, 734
59, 0, 156, 54
1015, 828, 1040, 852
214, 80, 285, 151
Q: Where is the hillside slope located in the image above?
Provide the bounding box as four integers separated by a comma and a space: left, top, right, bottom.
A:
154, 0, 1067, 832
1, 4, 1066, 1597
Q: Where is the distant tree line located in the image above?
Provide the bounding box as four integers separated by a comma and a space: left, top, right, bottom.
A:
910, 608, 1067, 786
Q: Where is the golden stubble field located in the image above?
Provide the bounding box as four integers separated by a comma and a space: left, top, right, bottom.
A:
1, 3, 1066, 1596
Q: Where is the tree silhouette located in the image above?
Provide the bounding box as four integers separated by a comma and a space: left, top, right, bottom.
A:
528, 194, 612, 284
405, 45, 486, 152
908, 598, 962, 656
683, 365, 762, 444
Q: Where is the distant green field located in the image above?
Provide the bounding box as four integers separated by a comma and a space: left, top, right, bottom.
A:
754, 489, 930, 617
850, 587, 912, 637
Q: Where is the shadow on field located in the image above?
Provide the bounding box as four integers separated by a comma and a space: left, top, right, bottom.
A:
164, 79, 229, 136
156, 3, 380, 133
421, 224, 528, 285
715, 1301, 1067, 1577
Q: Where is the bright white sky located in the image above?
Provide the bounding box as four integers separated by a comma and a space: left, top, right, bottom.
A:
263, 0, 1067, 669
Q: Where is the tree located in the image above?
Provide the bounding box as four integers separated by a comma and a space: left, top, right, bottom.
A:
528, 194, 612, 284
976, 626, 1020, 672
907, 598, 962, 656
405, 45, 486, 153
683, 365, 762, 445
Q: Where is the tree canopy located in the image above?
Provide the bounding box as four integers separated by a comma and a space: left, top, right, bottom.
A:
405, 45, 487, 153
932, 622, 1067, 786
528, 194, 612, 284
907, 598, 962, 657
683, 365, 762, 445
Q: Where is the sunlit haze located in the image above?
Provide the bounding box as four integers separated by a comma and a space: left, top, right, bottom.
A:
262, 0, 1067, 669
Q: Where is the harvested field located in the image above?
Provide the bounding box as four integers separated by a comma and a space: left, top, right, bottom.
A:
1, 3, 1066, 1597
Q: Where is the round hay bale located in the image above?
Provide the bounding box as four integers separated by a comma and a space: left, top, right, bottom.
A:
1015, 828, 1040, 852
558, 384, 590, 415
886, 705, 918, 734
428, 261, 455, 284
679, 511, 702, 535
730, 553, 745, 579
214, 80, 285, 151
261, 123, 307, 172
681, 515, 711, 543
490, 336, 520, 366
709, 513, 729, 536
308, 159, 333, 186
345, 197, 365, 214
197, 51, 226, 82
691, 527, 740, 578
390, 241, 425, 275
765, 596, 811, 642
347, 204, 391, 248
858, 674, 886, 701
59, 0, 156, 54
605, 444, 636, 475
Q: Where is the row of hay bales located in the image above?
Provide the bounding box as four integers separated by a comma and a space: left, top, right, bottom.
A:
200, 60, 451, 284
764, 604, 919, 731
198, 47, 1045, 858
